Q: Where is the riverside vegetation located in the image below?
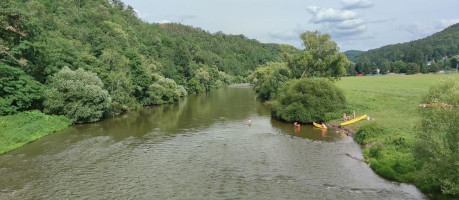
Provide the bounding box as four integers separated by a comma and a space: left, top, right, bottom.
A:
1, 0, 458, 198
249, 29, 458, 198
336, 74, 458, 199
0, 0, 285, 153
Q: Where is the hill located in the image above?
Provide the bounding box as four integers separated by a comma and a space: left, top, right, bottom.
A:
349, 23, 459, 75
0, 0, 287, 116
343, 50, 363, 63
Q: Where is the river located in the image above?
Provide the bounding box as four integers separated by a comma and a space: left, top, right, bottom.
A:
0, 87, 426, 199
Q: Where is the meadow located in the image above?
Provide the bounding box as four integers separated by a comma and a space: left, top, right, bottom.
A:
335, 73, 458, 195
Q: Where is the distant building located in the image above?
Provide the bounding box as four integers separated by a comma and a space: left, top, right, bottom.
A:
427, 59, 435, 66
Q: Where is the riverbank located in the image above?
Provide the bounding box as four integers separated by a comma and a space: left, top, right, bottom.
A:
335, 73, 458, 197
0, 111, 71, 154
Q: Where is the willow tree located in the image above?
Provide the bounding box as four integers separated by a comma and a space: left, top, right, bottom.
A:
285, 31, 349, 79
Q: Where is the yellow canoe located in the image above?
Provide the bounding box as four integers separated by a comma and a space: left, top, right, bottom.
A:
340, 114, 367, 126
313, 122, 327, 129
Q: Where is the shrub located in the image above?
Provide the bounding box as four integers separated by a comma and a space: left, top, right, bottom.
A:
143, 74, 180, 105
44, 67, 111, 123
414, 79, 458, 197
271, 78, 345, 123
354, 122, 387, 145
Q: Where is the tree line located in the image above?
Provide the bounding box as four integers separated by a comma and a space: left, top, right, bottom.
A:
0, 0, 285, 123
345, 23, 459, 75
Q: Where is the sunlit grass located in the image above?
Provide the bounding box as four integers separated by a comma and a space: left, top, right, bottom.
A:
334, 73, 459, 182
0, 111, 71, 154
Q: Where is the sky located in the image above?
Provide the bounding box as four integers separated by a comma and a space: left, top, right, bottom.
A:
121, 0, 459, 51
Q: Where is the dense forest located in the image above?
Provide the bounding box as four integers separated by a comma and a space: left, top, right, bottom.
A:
0, 0, 285, 122
346, 23, 459, 75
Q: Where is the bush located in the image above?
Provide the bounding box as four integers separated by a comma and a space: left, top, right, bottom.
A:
44, 67, 111, 123
354, 122, 387, 145
414, 79, 459, 197
271, 78, 345, 123
143, 74, 180, 105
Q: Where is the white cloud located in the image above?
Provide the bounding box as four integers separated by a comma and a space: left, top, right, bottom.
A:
336, 19, 364, 29
156, 20, 171, 24
438, 19, 459, 29
342, 0, 373, 10
307, 6, 358, 23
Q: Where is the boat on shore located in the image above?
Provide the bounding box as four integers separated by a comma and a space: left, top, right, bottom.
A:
340, 114, 367, 126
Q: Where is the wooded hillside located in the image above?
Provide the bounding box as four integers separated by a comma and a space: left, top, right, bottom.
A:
346, 23, 459, 75
0, 0, 286, 119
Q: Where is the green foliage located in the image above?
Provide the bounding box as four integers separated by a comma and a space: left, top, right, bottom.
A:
271, 78, 346, 123
354, 122, 388, 145
1, 0, 285, 122
44, 67, 111, 123
343, 50, 364, 63
0, 63, 43, 115
285, 31, 349, 79
0, 111, 71, 154
143, 74, 181, 105
248, 62, 290, 100
392, 60, 407, 73
351, 23, 459, 74
414, 79, 459, 197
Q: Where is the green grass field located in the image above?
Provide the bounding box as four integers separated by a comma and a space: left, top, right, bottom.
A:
0, 111, 71, 154
335, 73, 458, 192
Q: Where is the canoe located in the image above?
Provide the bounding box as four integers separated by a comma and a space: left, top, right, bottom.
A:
313, 122, 327, 129
340, 114, 367, 126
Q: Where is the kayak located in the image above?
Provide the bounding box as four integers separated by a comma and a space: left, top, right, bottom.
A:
340, 114, 367, 126
313, 122, 327, 129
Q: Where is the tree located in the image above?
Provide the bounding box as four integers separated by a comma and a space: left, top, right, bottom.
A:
414, 80, 458, 198
406, 62, 420, 74
286, 31, 349, 79
271, 78, 346, 123
143, 74, 180, 105
392, 60, 406, 73
248, 62, 290, 100
44, 67, 111, 123
0, 63, 43, 115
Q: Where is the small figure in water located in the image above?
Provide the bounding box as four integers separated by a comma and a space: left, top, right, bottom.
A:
321, 123, 327, 129
294, 122, 301, 128
248, 119, 252, 126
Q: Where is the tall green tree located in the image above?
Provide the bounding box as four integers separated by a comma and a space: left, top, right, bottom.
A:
286, 31, 349, 79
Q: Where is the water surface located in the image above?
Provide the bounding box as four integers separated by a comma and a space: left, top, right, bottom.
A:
0, 87, 425, 199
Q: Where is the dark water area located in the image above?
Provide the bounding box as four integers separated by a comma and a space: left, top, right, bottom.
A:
0, 87, 426, 199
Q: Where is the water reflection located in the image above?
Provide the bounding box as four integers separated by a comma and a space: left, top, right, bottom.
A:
0, 87, 426, 200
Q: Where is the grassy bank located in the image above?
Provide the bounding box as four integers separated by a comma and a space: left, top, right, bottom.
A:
0, 111, 71, 154
335, 74, 458, 196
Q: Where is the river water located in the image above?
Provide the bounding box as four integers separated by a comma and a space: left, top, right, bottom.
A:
0, 87, 426, 199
